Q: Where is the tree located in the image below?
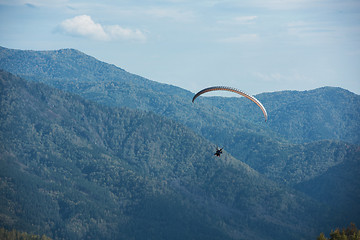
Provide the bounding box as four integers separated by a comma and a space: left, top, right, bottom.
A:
317, 223, 360, 240
318, 233, 327, 240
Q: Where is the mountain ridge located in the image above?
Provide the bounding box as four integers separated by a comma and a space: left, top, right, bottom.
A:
1, 46, 360, 239
1, 46, 359, 145
0, 70, 330, 239
1, 46, 359, 186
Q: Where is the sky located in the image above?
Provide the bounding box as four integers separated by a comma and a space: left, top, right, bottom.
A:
0, 0, 359, 95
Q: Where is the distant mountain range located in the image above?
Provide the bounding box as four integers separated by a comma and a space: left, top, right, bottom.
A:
0, 46, 359, 240
1, 46, 359, 145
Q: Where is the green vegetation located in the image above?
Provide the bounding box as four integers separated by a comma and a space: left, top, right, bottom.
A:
1, 46, 359, 146
317, 223, 360, 240
1, 70, 326, 239
1, 46, 360, 239
207, 87, 360, 144
0, 46, 359, 185
0, 228, 51, 240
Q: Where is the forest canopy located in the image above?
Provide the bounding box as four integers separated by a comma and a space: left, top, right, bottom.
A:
317, 223, 360, 240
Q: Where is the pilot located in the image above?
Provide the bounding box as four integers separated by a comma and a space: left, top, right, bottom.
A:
214, 147, 223, 157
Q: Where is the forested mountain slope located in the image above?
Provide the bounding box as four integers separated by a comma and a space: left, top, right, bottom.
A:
0, 70, 331, 239
206, 87, 360, 144
295, 147, 360, 224
1, 46, 359, 187
1, 46, 359, 239
1, 46, 359, 146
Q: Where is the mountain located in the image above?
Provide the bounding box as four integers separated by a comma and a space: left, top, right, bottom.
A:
1, 46, 359, 238
204, 87, 360, 144
0, 70, 332, 239
295, 146, 360, 224
1, 46, 359, 186
1, 46, 359, 146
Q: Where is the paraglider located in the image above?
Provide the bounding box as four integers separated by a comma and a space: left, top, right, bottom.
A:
192, 86, 268, 122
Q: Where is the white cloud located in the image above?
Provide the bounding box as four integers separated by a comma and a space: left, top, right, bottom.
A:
233, 16, 257, 24
105, 25, 146, 41
58, 15, 146, 42
59, 15, 109, 40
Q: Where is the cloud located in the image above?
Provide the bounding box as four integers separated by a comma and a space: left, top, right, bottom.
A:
58, 15, 146, 42
105, 25, 146, 41
233, 16, 257, 24
59, 15, 108, 40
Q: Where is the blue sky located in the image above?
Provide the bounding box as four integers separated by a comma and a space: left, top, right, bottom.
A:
1, 0, 359, 95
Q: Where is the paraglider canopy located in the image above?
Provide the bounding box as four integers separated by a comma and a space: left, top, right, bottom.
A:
192, 86, 268, 122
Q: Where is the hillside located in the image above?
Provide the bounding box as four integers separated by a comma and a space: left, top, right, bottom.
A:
0, 70, 333, 239
1, 46, 359, 147
1, 46, 359, 238
1, 46, 359, 187
295, 147, 360, 224
206, 87, 360, 144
